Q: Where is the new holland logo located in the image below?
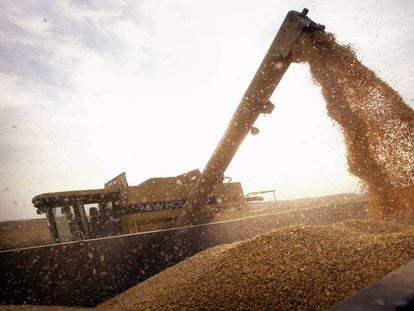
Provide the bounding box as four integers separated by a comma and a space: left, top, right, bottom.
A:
131, 196, 217, 213
133, 199, 187, 212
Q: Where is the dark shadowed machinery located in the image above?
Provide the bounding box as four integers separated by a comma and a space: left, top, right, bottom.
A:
2, 8, 412, 310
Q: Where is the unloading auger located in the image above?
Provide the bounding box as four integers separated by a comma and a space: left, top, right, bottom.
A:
185, 9, 324, 220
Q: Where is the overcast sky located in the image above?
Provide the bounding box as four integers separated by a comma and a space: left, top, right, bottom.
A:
1, 0, 413, 221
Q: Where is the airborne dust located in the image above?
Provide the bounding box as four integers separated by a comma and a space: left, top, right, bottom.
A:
292, 31, 414, 222
102, 32, 414, 310
2, 28, 414, 311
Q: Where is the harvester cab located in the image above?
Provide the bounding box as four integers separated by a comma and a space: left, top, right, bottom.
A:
32, 9, 324, 243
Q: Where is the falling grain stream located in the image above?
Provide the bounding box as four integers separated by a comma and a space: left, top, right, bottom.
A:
293, 31, 414, 221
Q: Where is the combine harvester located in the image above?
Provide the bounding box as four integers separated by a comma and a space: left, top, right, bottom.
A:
32, 169, 247, 242
31, 8, 326, 243
2, 9, 409, 310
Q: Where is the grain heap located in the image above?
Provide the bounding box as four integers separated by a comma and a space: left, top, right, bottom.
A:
1, 219, 413, 311
292, 31, 414, 221
98, 219, 414, 310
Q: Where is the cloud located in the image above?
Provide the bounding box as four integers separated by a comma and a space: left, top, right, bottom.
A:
0, 0, 130, 100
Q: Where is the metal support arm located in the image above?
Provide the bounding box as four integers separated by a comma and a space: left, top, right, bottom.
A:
186, 9, 324, 218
